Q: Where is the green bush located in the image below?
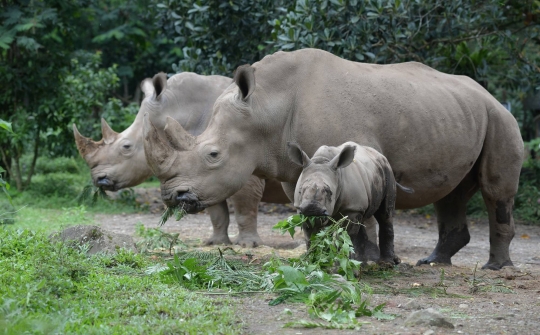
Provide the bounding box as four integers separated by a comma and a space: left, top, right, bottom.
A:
34, 156, 83, 175
26, 173, 87, 199
515, 138, 540, 223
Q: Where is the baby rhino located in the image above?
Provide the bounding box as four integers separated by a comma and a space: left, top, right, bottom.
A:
288, 141, 413, 266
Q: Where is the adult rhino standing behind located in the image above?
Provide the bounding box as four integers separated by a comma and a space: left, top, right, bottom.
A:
143, 48, 523, 270
73, 72, 288, 247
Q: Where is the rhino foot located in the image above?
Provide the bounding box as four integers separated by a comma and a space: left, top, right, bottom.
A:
416, 254, 452, 267
234, 234, 263, 248
481, 260, 514, 271
377, 255, 401, 268
204, 234, 232, 246
365, 240, 380, 262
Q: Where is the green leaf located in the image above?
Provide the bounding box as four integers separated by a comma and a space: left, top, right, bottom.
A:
278, 266, 309, 288
0, 120, 13, 133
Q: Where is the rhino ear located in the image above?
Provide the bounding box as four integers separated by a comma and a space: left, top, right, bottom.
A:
143, 113, 176, 174
73, 123, 99, 158
163, 116, 195, 151
330, 145, 356, 170
287, 142, 311, 168
141, 78, 155, 98
101, 118, 118, 144
152, 72, 168, 100
234, 64, 255, 101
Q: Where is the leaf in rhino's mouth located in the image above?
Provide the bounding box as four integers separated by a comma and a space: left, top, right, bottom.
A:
77, 184, 110, 206
159, 204, 187, 227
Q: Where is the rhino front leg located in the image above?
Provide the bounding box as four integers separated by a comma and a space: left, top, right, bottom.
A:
363, 216, 380, 261
229, 175, 264, 248
374, 192, 400, 266
205, 201, 232, 245
417, 172, 477, 266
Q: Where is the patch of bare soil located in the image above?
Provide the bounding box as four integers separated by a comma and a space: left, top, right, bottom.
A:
95, 191, 540, 335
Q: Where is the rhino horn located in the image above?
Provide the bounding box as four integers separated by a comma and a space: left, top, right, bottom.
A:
143, 113, 176, 173
73, 123, 100, 158
101, 118, 118, 144
163, 116, 195, 151
287, 142, 311, 168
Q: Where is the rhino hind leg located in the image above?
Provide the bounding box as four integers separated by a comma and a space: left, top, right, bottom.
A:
205, 201, 233, 245
476, 109, 522, 270
229, 175, 264, 248
416, 172, 477, 266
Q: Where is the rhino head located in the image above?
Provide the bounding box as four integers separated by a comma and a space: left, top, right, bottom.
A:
72, 76, 167, 191
287, 142, 356, 217
142, 65, 262, 213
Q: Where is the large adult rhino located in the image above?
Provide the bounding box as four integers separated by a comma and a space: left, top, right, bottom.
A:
73, 72, 288, 247
143, 48, 524, 270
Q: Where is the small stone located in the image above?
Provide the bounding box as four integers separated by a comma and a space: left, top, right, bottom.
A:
458, 304, 468, 309
404, 308, 454, 329
423, 330, 435, 335
402, 299, 422, 310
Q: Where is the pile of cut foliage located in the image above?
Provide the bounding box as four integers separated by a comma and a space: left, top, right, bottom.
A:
150, 213, 394, 329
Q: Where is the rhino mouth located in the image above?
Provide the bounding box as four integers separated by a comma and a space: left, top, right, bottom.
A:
181, 201, 205, 214
95, 176, 118, 191
163, 190, 206, 214
297, 202, 330, 217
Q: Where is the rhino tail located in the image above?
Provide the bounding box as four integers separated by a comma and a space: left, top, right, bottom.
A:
396, 183, 414, 194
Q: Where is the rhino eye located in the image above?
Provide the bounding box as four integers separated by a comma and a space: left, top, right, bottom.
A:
209, 151, 219, 158
123, 144, 131, 149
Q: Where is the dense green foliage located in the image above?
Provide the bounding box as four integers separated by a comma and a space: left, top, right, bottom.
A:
155, 0, 285, 75
0, 1, 539, 220
0, 1, 171, 191
0, 228, 239, 334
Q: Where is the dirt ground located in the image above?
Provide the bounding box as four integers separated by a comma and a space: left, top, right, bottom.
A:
95, 192, 540, 335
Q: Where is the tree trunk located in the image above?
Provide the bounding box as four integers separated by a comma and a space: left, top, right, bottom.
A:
23, 127, 40, 190
12, 148, 23, 192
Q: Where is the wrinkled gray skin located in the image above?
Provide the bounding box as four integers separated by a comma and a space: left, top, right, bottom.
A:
73, 72, 289, 247
143, 48, 524, 270
288, 142, 407, 265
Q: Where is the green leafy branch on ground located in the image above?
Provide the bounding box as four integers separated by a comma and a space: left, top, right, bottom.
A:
150, 214, 391, 329
274, 214, 362, 280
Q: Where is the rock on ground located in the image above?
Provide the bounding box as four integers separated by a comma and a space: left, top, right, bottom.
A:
404, 308, 455, 329
50, 225, 137, 254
